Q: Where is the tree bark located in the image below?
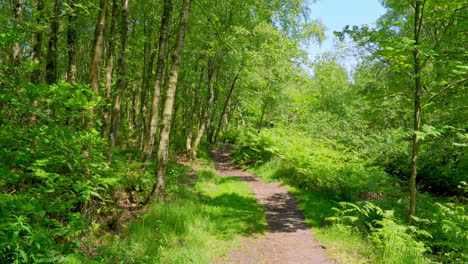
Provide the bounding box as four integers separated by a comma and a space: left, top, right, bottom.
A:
258, 80, 271, 133
131, 82, 138, 129
225, 99, 237, 132
31, 0, 44, 86
30, 0, 45, 125
214, 74, 238, 143
190, 60, 217, 159
239, 109, 245, 126
207, 78, 219, 143
139, 0, 172, 166
86, 0, 108, 130
11, 0, 24, 67
45, 0, 62, 84
109, 0, 130, 147
152, 0, 191, 198
258, 102, 267, 133
170, 100, 180, 135
409, 0, 423, 224
138, 11, 154, 148
101, 0, 119, 138
66, 0, 77, 85
185, 68, 204, 158
139, 50, 155, 149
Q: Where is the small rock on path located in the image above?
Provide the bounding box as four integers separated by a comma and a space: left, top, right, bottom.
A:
210, 149, 336, 264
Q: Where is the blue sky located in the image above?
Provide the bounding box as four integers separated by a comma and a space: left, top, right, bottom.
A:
306, 0, 387, 61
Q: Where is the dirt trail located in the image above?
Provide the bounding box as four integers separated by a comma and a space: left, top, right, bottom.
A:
210, 149, 336, 264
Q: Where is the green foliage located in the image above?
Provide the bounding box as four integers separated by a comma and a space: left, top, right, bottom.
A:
231, 128, 278, 165
417, 126, 468, 196
327, 202, 429, 264
99, 167, 267, 263
418, 201, 468, 263
0, 81, 119, 262
233, 127, 396, 200
368, 212, 428, 264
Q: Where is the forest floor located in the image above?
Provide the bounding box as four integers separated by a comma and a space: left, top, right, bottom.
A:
209, 148, 337, 264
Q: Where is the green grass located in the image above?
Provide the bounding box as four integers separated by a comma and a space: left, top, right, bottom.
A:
96, 166, 267, 263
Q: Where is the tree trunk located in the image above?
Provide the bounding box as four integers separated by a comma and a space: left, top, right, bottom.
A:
109, 0, 130, 147
170, 100, 180, 135
131, 83, 139, 130
11, 0, 24, 67
140, 51, 156, 144
30, 0, 44, 125
185, 64, 204, 158
207, 79, 219, 143
225, 98, 237, 133
239, 109, 245, 126
66, 0, 77, 85
257, 102, 267, 133
190, 61, 217, 159
214, 74, 238, 143
138, 12, 152, 148
139, 50, 155, 150
409, 0, 423, 225
86, 0, 108, 130
139, 0, 172, 166
185, 86, 198, 158
45, 0, 62, 84
152, 0, 191, 198
101, 0, 119, 138
65, 0, 78, 126
31, 0, 44, 85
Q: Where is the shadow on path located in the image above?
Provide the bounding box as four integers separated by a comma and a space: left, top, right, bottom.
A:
210, 148, 336, 264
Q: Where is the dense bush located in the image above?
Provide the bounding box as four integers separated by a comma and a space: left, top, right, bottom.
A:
325, 200, 468, 263
232, 127, 396, 199
0, 82, 120, 262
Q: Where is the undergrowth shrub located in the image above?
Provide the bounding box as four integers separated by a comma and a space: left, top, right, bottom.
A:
369, 212, 428, 264
327, 202, 429, 264
417, 127, 468, 196
231, 128, 277, 165
418, 201, 468, 263
0, 82, 121, 262
232, 127, 394, 199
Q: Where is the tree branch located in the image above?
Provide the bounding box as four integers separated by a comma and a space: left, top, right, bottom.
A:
422, 78, 468, 106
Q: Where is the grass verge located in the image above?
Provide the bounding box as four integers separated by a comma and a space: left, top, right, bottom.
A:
93, 162, 267, 263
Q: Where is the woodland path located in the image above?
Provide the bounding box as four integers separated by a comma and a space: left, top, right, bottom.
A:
210, 148, 336, 264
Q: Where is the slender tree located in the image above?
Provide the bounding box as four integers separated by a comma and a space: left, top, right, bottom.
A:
214, 73, 238, 143
408, 0, 424, 224
152, 0, 192, 198
190, 56, 218, 159
30, 0, 45, 125
45, 0, 63, 84
30, 0, 45, 86
139, 0, 172, 166
185, 62, 204, 158
110, 0, 130, 147
10, 0, 24, 67
102, 0, 119, 138
87, 0, 109, 129
66, 0, 78, 85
